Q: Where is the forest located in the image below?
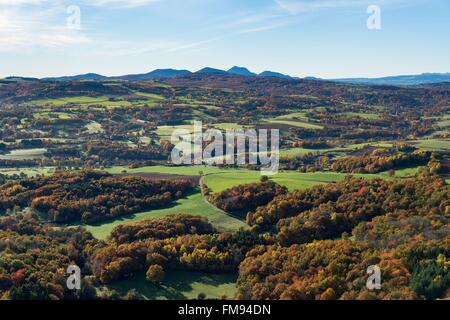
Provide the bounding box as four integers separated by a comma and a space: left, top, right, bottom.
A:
0, 171, 448, 300
0, 213, 98, 300
0, 171, 194, 224
208, 180, 287, 216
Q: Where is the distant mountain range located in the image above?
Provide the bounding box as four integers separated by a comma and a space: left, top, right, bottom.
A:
40, 66, 292, 81
332, 73, 450, 86
116, 69, 192, 80
5, 68, 450, 86
43, 73, 109, 81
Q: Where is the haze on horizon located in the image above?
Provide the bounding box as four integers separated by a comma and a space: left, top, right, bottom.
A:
1, 0, 449, 79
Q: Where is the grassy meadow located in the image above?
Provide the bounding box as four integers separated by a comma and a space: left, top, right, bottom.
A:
409, 139, 450, 151
266, 119, 324, 130
107, 164, 420, 194
101, 270, 237, 300
84, 192, 248, 240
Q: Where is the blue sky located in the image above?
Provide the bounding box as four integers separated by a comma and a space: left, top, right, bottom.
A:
1, 0, 449, 78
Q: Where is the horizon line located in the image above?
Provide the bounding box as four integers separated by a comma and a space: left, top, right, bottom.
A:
3, 67, 450, 81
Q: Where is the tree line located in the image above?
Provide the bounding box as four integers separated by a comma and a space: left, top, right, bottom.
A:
0, 171, 194, 224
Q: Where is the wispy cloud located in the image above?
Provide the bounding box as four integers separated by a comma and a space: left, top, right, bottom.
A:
0, 0, 160, 7
0, 2, 90, 51
224, 13, 282, 28
203, 9, 291, 37
274, 0, 411, 14
164, 38, 220, 53
235, 23, 289, 35
0, 0, 49, 5
0, 0, 289, 54
84, 0, 161, 8
94, 40, 177, 56
0, 0, 206, 54
274, 0, 366, 14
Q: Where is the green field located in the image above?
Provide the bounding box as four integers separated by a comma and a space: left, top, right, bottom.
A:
109, 164, 332, 192
84, 192, 248, 240
33, 112, 74, 120
205, 170, 345, 192
410, 139, 450, 151
101, 270, 237, 300
279, 141, 395, 158
155, 124, 195, 139
275, 111, 309, 120
0, 167, 55, 177
156, 122, 250, 139
342, 112, 381, 120
108, 165, 231, 176
436, 115, 450, 127
266, 119, 324, 130
203, 169, 418, 192
132, 90, 165, 101
391, 166, 423, 178
264, 110, 324, 130
107, 165, 420, 193
26, 96, 130, 107
346, 142, 394, 149
25, 93, 164, 108
210, 123, 246, 130
0, 148, 47, 160
280, 146, 348, 157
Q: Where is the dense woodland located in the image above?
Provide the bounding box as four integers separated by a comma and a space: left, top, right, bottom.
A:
330, 149, 433, 174
237, 174, 450, 299
209, 180, 287, 216
248, 175, 448, 232
0, 171, 194, 224
0, 214, 98, 300
89, 223, 265, 284
0, 172, 448, 300
109, 214, 214, 244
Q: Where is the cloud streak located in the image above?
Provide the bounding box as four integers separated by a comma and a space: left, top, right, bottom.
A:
0, 0, 161, 8
0, 2, 90, 51
84, 0, 161, 8
274, 0, 411, 14
0, 0, 49, 5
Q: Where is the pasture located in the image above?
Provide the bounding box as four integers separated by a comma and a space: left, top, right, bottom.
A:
24, 92, 165, 109
84, 192, 248, 240
266, 119, 324, 130
0, 167, 55, 177
101, 270, 237, 300
342, 112, 381, 120
0, 148, 47, 160
107, 164, 419, 193
410, 139, 450, 151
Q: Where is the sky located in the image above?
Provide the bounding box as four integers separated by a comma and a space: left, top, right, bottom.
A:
0, 0, 449, 79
